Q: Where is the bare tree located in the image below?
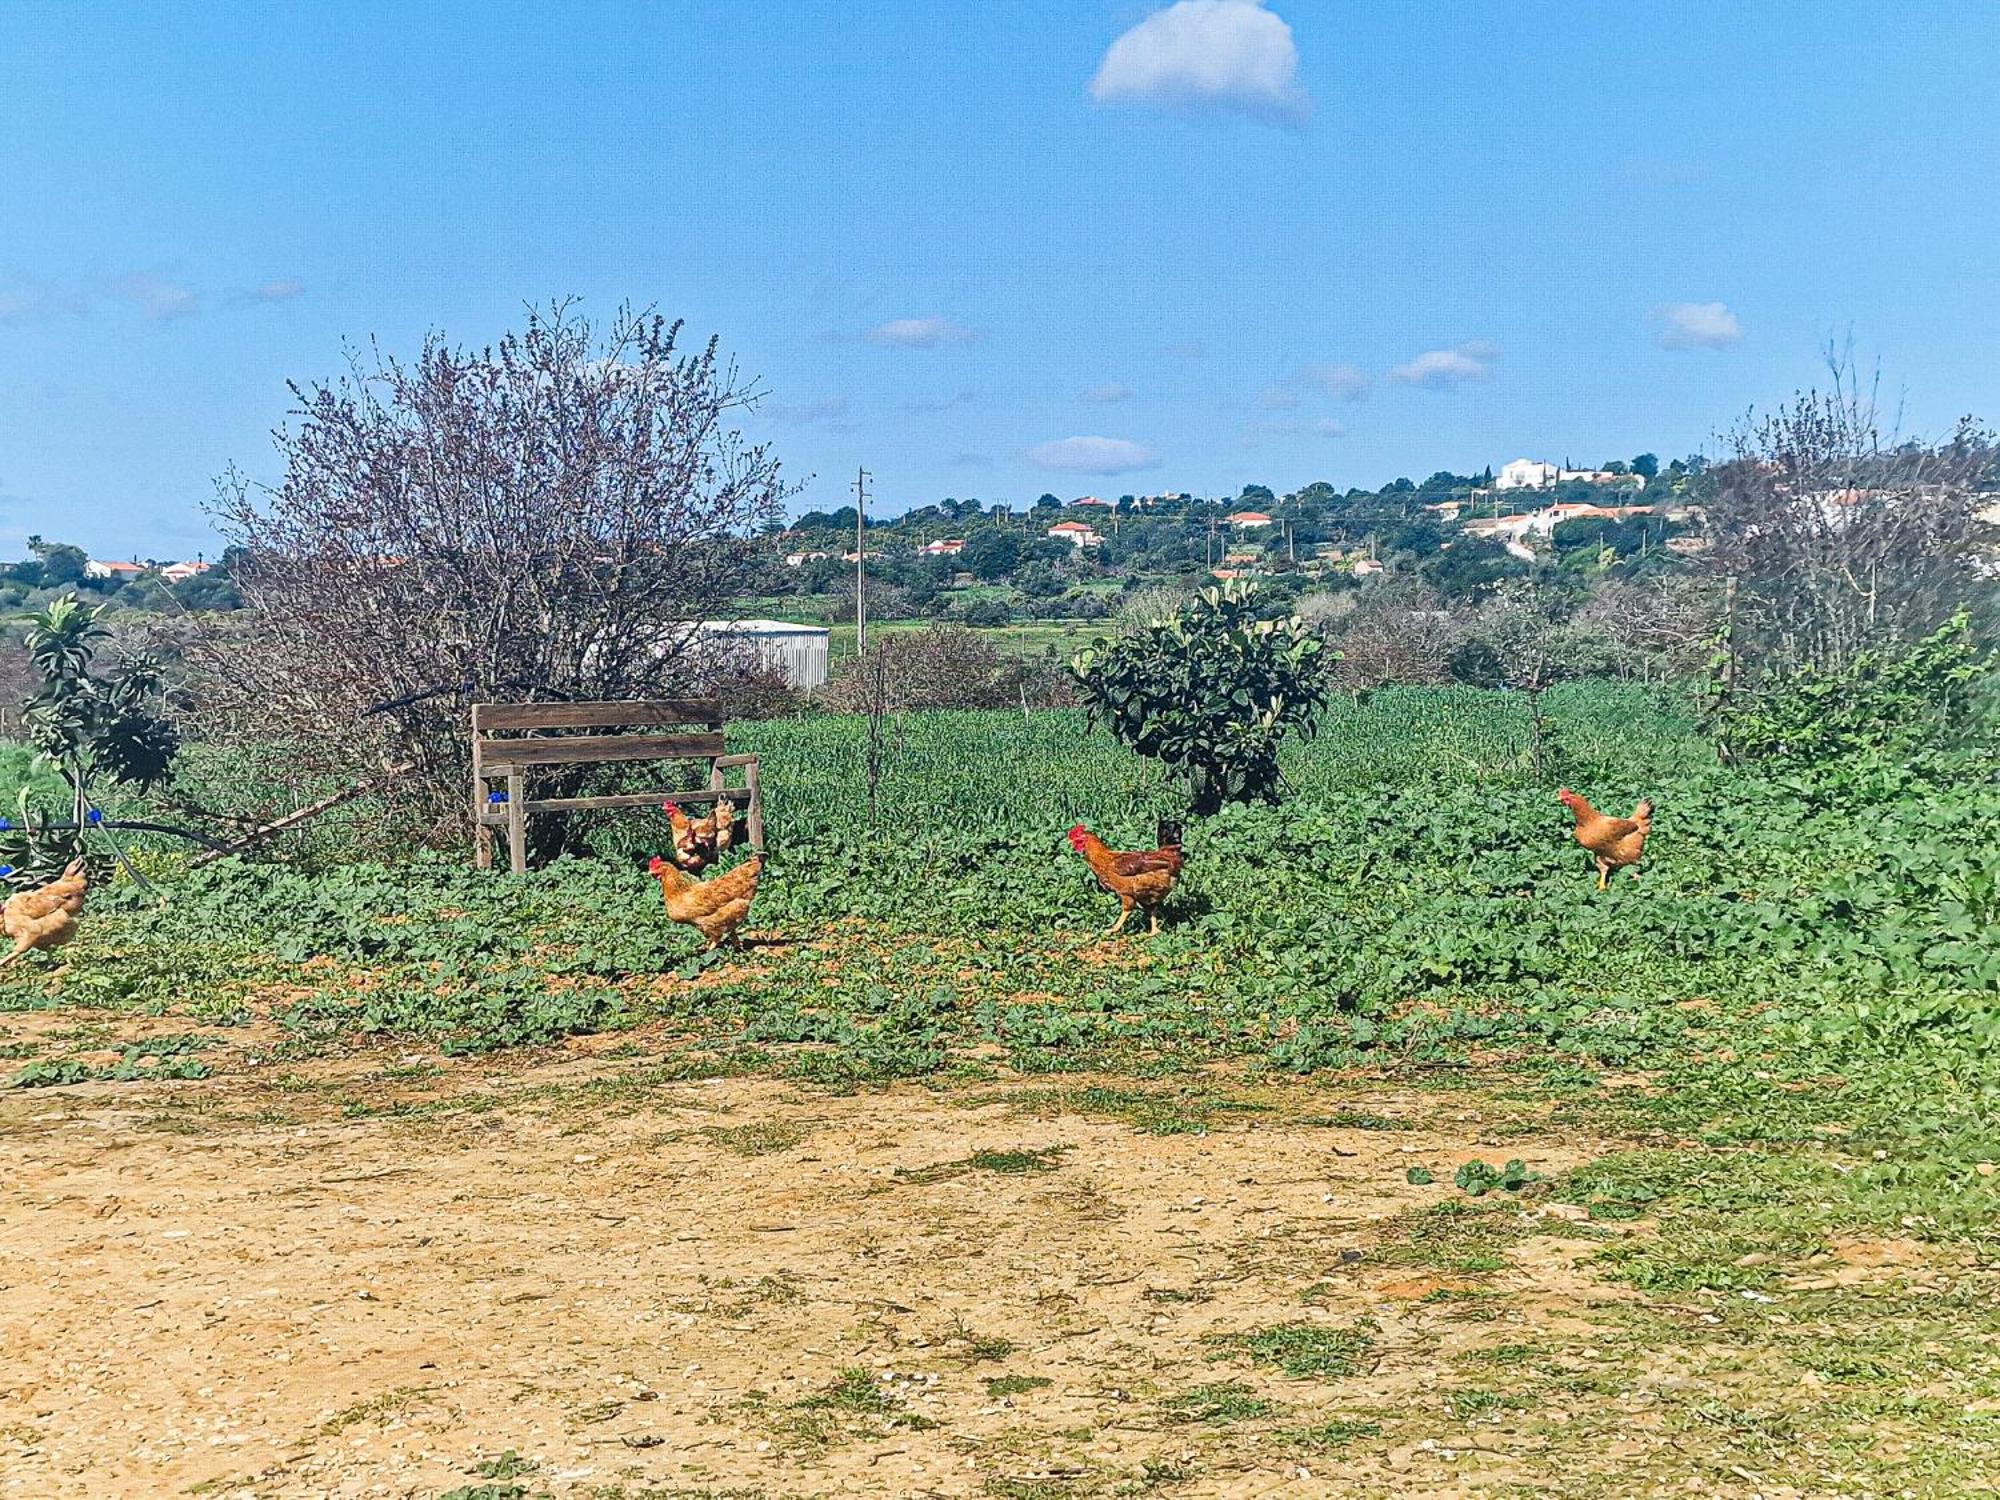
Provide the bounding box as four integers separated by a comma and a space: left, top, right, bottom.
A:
1704, 348, 1996, 680
194, 302, 794, 843
1576, 575, 1728, 682
1329, 582, 1461, 695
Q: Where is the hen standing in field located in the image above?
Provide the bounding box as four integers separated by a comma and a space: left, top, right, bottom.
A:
1068, 821, 1184, 935
1558, 789, 1654, 890
647, 853, 762, 951
0, 859, 88, 970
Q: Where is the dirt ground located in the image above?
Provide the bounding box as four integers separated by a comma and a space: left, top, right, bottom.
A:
0, 1044, 1633, 1500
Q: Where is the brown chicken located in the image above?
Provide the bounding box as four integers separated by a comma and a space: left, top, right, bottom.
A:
1068, 822, 1184, 935
0, 859, 88, 969
1558, 788, 1654, 890
662, 797, 740, 874
647, 853, 762, 950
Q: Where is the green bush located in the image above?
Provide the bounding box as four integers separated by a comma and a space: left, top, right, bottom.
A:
1070, 581, 1332, 815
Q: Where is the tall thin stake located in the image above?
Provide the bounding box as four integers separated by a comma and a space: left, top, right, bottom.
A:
854, 466, 871, 657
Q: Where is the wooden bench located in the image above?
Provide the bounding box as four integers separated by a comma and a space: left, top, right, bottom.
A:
470, 698, 764, 873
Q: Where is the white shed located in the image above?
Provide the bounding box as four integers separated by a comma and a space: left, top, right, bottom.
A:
694, 619, 831, 691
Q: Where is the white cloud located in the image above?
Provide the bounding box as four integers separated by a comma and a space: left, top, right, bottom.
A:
1388, 340, 1498, 387
121, 274, 200, 321
866, 315, 979, 348
767, 396, 849, 424
1027, 435, 1160, 475
1653, 301, 1743, 350
1082, 382, 1134, 403
250, 279, 304, 303
1090, 0, 1308, 127
1258, 386, 1299, 410
1246, 416, 1344, 441
1301, 362, 1369, 400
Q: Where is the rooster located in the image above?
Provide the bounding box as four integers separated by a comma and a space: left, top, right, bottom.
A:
662, 797, 741, 874
1557, 789, 1654, 890
1068, 821, 1183, 935
647, 853, 762, 950
0, 859, 88, 970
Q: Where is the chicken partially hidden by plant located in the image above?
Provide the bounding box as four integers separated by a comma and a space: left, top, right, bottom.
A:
1068, 821, 1184, 935
662, 797, 741, 874
1558, 788, 1653, 890
0, 859, 88, 970
647, 853, 762, 951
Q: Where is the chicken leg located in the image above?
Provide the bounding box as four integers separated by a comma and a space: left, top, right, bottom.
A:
1106, 898, 1133, 934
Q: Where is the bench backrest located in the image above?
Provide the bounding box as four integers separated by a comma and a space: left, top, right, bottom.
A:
472, 699, 725, 769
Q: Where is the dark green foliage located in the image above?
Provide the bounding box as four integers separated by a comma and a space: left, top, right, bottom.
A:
2, 595, 178, 884
1713, 611, 1992, 768
1070, 581, 1331, 815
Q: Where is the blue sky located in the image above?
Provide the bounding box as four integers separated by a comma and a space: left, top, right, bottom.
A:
4, 1, 1998, 554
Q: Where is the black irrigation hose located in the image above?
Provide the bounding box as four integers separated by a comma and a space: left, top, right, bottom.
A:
10, 819, 233, 853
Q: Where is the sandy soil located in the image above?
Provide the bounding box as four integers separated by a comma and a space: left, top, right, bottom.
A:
1, 1055, 1620, 1499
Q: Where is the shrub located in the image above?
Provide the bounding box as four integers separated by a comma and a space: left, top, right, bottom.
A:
1713, 610, 1992, 766
1070, 581, 1331, 816
821, 625, 1019, 712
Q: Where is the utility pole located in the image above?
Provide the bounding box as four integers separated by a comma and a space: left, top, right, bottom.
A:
854, 467, 871, 656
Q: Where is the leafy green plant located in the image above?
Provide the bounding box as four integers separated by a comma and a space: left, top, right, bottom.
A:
1711, 610, 1992, 767
1071, 580, 1331, 815
1454, 1158, 1539, 1197
1, 595, 177, 885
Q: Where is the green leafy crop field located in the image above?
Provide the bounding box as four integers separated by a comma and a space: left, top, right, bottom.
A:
4, 680, 1999, 1497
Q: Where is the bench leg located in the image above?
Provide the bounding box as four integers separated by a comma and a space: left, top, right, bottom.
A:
507, 769, 527, 874
746, 758, 765, 853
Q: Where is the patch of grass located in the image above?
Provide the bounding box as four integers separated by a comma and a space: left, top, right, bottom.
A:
319, 1385, 428, 1436
1207, 1320, 1377, 1380
897, 1145, 1068, 1185
1001, 1083, 1267, 1137
697, 1120, 810, 1156
951, 1329, 1016, 1364
1282, 1418, 1383, 1451
1378, 1197, 1536, 1275
1301, 1110, 1409, 1131
1157, 1380, 1277, 1426
1444, 1387, 1532, 1419
986, 1374, 1053, 1398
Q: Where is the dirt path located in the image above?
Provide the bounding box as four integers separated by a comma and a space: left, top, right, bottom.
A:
0, 1057, 1622, 1499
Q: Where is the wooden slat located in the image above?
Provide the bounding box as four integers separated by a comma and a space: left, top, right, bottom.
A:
513, 787, 741, 814
477, 731, 724, 768
473, 699, 721, 732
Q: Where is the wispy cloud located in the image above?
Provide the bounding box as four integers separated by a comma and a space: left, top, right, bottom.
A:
1301, 362, 1369, 401
866, 315, 979, 348
0, 274, 91, 326
1257, 386, 1299, 410
951, 451, 993, 469
1246, 416, 1344, 442
247, 279, 304, 304
1081, 382, 1134, 404
1158, 339, 1205, 360
1090, 0, 1309, 128
1388, 340, 1498, 388
1653, 301, 1743, 350
120, 274, 200, 321
1027, 435, 1160, 475
1, 270, 303, 326
903, 390, 977, 414
766, 396, 850, 424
